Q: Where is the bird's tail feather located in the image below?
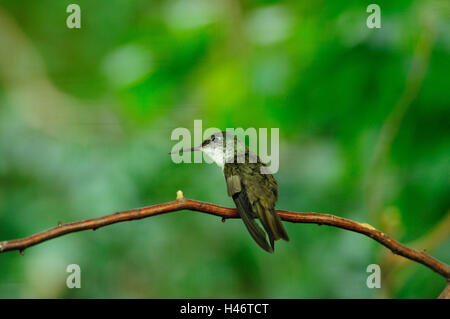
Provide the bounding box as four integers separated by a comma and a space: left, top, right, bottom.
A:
233, 192, 273, 253
254, 202, 290, 251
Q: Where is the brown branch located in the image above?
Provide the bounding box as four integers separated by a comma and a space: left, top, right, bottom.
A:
0, 194, 449, 280
438, 282, 450, 299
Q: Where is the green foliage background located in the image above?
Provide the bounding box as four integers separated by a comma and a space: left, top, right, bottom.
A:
0, 0, 448, 298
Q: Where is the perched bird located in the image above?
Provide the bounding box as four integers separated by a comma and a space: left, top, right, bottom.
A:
171, 131, 289, 252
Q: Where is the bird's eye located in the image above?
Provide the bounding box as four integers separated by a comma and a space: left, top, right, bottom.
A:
211, 135, 216, 141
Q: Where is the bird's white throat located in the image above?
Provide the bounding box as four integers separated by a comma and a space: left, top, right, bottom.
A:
201, 140, 240, 169
201, 146, 229, 169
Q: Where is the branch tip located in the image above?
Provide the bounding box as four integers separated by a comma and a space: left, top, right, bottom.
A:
438, 282, 450, 299
176, 190, 184, 201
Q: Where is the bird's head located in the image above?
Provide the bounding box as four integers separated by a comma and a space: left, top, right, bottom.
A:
170, 131, 250, 168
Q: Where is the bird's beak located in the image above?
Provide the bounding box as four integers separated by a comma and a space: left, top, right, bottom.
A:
168, 146, 201, 155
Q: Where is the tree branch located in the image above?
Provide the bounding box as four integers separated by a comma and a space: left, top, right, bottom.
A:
1, 193, 449, 281
438, 282, 450, 299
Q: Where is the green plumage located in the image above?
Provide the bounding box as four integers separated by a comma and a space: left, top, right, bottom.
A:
224, 156, 289, 253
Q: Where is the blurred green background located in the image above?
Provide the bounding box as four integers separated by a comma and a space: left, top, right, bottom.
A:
0, 0, 448, 298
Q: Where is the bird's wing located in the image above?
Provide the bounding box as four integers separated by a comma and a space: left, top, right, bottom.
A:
241, 164, 290, 248
226, 173, 273, 253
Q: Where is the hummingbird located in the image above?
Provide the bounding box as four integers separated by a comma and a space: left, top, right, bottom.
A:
171, 131, 289, 253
